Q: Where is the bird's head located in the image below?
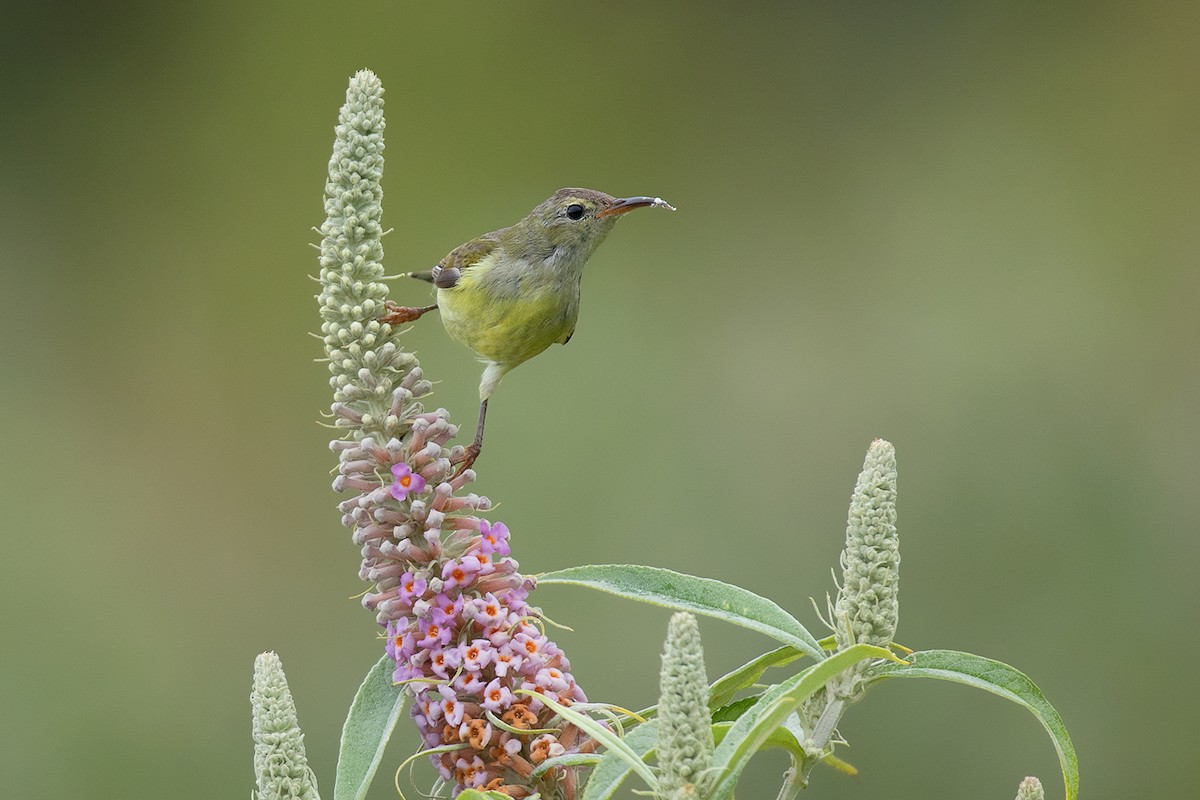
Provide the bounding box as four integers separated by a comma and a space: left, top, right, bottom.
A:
523, 188, 675, 256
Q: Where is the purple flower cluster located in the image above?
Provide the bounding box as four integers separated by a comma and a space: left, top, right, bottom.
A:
333, 407, 589, 797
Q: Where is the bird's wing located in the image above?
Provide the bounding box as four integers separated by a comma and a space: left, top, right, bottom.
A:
432, 234, 501, 290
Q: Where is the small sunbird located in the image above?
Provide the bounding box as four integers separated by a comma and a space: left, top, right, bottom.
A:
380, 187, 676, 477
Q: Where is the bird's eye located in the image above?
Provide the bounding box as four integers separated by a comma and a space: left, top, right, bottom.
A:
565, 203, 585, 220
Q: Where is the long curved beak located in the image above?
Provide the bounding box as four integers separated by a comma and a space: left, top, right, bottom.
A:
596, 195, 677, 218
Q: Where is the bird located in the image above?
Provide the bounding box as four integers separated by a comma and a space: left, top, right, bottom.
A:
380, 187, 675, 477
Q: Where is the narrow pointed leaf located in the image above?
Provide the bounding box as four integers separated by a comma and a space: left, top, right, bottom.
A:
714, 716, 807, 762
708, 646, 805, 709
539, 565, 823, 659
866, 649, 1078, 800
334, 656, 410, 800
712, 696, 760, 724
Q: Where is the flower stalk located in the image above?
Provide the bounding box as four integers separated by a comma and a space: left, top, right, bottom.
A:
317, 70, 589, 798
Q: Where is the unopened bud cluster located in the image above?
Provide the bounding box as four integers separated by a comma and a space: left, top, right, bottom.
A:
251, 652, 320, 800
1015, 776, 1045, 800
834, 438, 899, 650
656, 613, 714, 800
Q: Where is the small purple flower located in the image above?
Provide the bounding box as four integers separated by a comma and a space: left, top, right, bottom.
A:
429, 646, 462, 679
419, 691, 443, 723
461, 553, 495, 577
399, 572, 427, 606
481, 677, 513, 712
431, 592, 463, 627
513, 630, 548, 669
479, 520, 511, 557
493, 644, 523, 677
535, 667, 571, 693
441, 557, 481, 592
481, 620, 517, 648
389, 462, 426, 500
460, 638, 495, 672
388, 628, 416, 665
454, 671, 486, 696
469, 593, 505, 627
416, 619, 452, 650
438, 685, 465, 726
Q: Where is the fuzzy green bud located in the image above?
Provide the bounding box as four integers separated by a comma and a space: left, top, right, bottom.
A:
1015, 776, 1045, 800
834, 439, 899, 650
251, 652, 320, 800
656, 613, 715, 800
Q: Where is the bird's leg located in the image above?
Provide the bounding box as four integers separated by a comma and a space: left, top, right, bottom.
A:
451, 399, 488, 479
379, 300, 438, 325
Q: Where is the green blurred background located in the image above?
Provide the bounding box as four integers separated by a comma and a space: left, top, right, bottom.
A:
2, 2, 1196, 798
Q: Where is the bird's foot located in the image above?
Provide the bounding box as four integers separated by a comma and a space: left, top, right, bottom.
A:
380, 301, 438, 325
450, 442, 482, 481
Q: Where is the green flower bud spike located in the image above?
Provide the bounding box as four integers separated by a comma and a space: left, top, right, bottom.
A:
656, 612, 715, 800
834, 438, 899, 651
1015, 776, 1045, 800
251, 652, 320, 800
801, 440, 900, 770
318, 69, 427, 447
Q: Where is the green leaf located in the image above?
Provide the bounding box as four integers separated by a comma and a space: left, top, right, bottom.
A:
866, 649, 1079, 800
770, 713, 807, 762
579, 721, 659, 800
714, 715, 808, 762
712, 696, 760, 724
539, 565, 824, 660
709, 644, 893, 800
708, 646, 806, 709
333, 655, 410, 800
454, 791, 514, 800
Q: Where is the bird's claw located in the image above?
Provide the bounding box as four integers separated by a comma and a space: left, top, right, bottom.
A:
450, 442, 482, 481
380, 300, 437, 325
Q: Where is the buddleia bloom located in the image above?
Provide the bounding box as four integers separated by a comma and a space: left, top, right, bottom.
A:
251, 652, 320, 800
318, 70, 589, 798
656, 613, 715, 800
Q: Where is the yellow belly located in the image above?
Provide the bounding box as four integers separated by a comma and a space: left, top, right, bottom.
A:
438, 282, 578, 369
